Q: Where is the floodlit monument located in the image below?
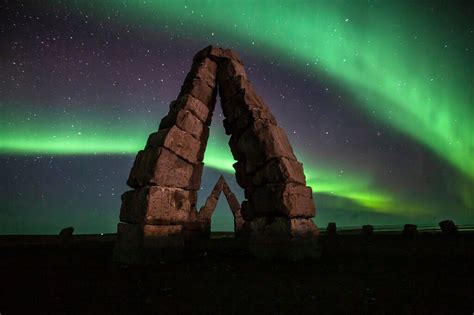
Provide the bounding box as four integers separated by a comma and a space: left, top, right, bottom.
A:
114, 46, 318, 262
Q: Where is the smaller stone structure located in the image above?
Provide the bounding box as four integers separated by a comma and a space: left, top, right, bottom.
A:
197, 175, 244, 235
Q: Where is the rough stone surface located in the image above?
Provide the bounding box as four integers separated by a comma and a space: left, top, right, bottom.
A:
290, 218, 319, 240
208, 46, 242, 63
252, 157, 306, 187
199, 196, 219, 221
223, 191, 241, 215
120, 187, 191, 225
117, 223, 184, 246
219, 76, 266, 109
222, 100, 276, 137
179, 78, 217, 109
170, 94, 213, 125
234, 155, 305, 189
246, 183, 316, 218
439, 220, 458, 235
217, 58, 247, 82
146, 126, 206, 163
114, 223, 184, 263
142, 224, 184, 248
229, 124, 297, 173
192, 46, 242, 64
127, 147, 203, 190
233, 162, 252, 188
159, 109, 207, 140
184, 57, 217, 88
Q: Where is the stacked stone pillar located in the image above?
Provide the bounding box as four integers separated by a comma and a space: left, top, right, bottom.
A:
212, 47, 318, 245
114, 49, 218, 263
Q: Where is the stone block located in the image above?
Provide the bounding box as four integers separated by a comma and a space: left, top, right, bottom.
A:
208, 46, 242, 63
120, 186, 192, 225
233, 162, 253, 188
229, 124, 297, 173
179, 78, 217, 109
223, 191, 241, 215
235, 155, 307, 190
159, 109, 208, 140
170, 94, 212, 125
142, 224, 184, 248
217, 58, 247, 82
146, 126, 206, 163
247, 183, 316, 218
252, 157, 306, 186
189, 190, 199, 210
223, 113, 276, 138
115, 223, 185, 261
219, 76, 265, 107
184, 57, 217, 88
127, 147, 203, 190
290, 218, 319, 240
198, 196, 219, 221
192, 46, 242, 63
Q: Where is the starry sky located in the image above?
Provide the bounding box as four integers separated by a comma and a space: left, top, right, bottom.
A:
1, 0, 473, 234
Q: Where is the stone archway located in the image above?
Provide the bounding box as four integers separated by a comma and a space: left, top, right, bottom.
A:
198, 175, 244, 234
115, 46, 318, 262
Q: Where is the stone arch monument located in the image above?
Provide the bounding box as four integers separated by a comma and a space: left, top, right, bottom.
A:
115, 46, 318, 262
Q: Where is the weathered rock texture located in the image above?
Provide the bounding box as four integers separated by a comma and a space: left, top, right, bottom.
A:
115, 46, 318, 262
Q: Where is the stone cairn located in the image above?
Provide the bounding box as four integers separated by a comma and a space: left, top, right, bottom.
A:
115, 46, 318, 262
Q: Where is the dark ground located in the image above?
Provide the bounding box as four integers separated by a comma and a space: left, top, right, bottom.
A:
0, 232, 473, 314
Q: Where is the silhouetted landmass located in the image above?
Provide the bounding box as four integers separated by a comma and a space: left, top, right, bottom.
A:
0, 231, 473, 314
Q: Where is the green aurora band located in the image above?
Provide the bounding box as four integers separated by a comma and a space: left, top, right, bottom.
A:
0, 107, 427, 217
2, 0, 472, 218
87, 0, 473, 178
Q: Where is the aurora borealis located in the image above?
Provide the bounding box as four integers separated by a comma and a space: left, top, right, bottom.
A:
1, 0, 472, 234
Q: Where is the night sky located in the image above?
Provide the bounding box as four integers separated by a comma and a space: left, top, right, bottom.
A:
1, 0, 473, 234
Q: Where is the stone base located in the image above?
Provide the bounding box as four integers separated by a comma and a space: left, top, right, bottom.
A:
239, 217, 318, 240
238, 217, 320, 260
182, 220, 211, 250
113, 222, 185, 264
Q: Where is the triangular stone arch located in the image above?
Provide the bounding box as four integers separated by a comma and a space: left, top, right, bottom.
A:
115, 46, 318, 262
198, 175, 244, 233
